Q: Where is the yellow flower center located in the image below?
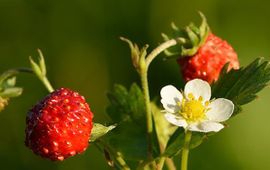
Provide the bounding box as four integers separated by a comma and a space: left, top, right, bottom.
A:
179, 93, 209, 122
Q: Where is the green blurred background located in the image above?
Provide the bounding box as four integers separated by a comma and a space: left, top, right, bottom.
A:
1, 0, 270, 169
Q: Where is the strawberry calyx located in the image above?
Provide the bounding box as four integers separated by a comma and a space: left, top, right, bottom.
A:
162, 12, 210, 57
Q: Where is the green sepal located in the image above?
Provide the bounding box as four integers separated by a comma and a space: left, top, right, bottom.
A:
162, 12, 210, 57
29, 50, 54, 93
29, 56, 43, 80
120, 37, 149, 73
0, 87, 23, 98
37, 49, 47, 76
89, 123, 116, 142
29, 49, 50, 81
0, 70, 24, 112
0, 75, 22, 97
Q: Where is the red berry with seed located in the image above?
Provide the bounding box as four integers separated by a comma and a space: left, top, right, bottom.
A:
178, 33, 239, 83
163, 12, 239, 83
25, 88, 93, 161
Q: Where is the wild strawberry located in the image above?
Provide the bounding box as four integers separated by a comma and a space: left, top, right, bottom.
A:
162, 12, 239, 83
178, 33, 239, 83
25, 88, 93, 161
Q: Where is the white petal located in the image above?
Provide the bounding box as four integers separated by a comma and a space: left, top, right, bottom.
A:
206, 98, 234, 122
160, 85, 183, 113
184, 79, 211, 102
187, 121, 224, 132
164, 113, 187, 128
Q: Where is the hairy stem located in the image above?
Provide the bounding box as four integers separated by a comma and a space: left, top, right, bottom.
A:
8, 67, 33, 74
0, 67, 33, 81
11, 67, 53, 93
166, 158, 176, 170
140, 68, 154, 162
115, 152, 130, 170
138, 39, 178, 169
95, 140, 131, 170
181, 131, 192, 170
157, 157, 166, 170
41, 76, 54, 93
145, 39, 177, 68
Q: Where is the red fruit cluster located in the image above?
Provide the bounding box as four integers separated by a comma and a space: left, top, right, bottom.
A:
178, 33, 239, 83
25, 88, 93, 161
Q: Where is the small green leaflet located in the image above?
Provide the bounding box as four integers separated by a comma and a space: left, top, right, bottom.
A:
89, 123, 116, 142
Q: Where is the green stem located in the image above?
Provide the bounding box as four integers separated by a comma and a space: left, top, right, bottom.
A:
8, 67, 33, 74
145, 39, 177, 68
95, 140, 131, 170
157, 157, 166, 170
138, 39, 178, 168
0, 68, 33, 82
9, 68, 54, 94
140, 68, 153, 161
115, 152, 130, 170
181, 131, 192, 170
166, 158, 176, 170
41, 76, 54, 93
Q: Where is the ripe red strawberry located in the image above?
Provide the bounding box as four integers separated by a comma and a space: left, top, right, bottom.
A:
177, 33, 239, 83
162, 12, 239, 83
25, 88, 93, 161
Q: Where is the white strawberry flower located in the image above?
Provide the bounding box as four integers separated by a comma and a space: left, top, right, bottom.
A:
160, 79, 234, 132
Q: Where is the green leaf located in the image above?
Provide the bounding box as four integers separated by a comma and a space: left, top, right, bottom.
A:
104, 83, 160, 162
106, 83, 146, 124
163, 128, 207, 157
212, 57, 270, 115
105, 121, 148, 161
128, 84, 147, 123
105, 83, 146, 160
106, 84, 130, 122
89, 123, 116, 142
151, 103, 177, 148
